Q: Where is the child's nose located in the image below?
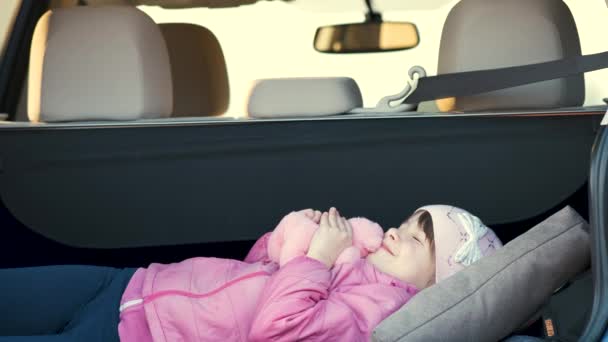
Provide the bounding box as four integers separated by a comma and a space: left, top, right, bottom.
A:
387, 228, 399, 242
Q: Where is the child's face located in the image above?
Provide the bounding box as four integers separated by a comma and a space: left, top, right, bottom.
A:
366, 213, 435, 290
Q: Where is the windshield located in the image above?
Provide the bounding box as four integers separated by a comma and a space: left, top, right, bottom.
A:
139, 0, 608, 117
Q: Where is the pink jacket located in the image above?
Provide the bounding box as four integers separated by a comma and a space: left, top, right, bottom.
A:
118, 232, 419, 342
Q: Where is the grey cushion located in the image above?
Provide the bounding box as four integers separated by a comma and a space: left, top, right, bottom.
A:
247, 77, 362, 118
372, 206, 590, 342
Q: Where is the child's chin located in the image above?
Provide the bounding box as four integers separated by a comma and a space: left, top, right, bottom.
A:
366, 251, 385, 265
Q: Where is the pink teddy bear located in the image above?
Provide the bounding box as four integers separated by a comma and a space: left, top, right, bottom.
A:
268, 209, 385, 267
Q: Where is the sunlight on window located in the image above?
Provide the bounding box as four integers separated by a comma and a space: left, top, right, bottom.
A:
564, 0, 608, 107
0, 0, 22, 63
139, 2, 452, 117
139, 0, 608, 117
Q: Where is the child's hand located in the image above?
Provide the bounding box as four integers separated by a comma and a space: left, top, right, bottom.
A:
307, 207, 353, 268
303, 209, 323, 224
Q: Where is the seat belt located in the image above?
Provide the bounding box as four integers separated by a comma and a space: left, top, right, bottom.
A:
404, 51, 608, 104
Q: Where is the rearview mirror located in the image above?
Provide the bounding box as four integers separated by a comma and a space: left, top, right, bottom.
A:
314, 22, 419, 53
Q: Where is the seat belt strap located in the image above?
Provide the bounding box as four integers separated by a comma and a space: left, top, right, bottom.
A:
404, 51, 608, 104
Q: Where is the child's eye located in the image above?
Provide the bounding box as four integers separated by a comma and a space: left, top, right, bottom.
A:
412, 236, 423, 245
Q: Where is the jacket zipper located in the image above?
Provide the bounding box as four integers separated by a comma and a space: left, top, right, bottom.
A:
119, 270, 272, 312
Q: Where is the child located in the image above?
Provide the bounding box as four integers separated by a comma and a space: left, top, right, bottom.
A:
0, 205, 502, 342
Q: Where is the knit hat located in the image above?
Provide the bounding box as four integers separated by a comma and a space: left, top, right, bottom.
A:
418, 205, 503, 283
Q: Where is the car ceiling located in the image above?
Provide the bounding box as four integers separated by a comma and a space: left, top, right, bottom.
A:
83, 0, 455, 11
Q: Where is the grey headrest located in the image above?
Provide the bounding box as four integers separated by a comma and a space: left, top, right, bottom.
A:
28, 6, 173, 122
159, 23, 229, 117
437, 0, 584, 112
247, 77, 363, 118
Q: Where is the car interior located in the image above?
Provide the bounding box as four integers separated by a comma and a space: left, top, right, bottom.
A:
0, 0, 607, 341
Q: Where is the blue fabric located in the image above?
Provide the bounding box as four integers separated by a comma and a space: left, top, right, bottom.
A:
0, 265, 135, 341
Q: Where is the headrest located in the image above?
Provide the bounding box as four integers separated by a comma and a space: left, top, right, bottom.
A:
28, 6, 173, 122
247, 77, 363, 118
436, 0, 584, 112
159, 23, 229, 117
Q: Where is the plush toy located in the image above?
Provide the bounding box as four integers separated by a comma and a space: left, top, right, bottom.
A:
268, 209, 384, 267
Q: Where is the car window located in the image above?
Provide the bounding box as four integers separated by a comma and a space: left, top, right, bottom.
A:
139, 0, 607, 117
565, 0, 608, 108
0, 0, 22, 66
139, 1, 455, 117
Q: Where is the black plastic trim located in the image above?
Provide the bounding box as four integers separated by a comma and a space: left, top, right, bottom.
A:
580, 125, 608, 341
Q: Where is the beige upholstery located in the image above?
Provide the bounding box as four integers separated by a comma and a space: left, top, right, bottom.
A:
436, 0, 584, 112
247, 77, 363, 118
28, 6, 173, 122
160, 23, 229, 117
